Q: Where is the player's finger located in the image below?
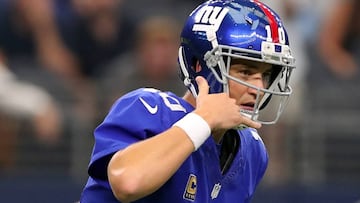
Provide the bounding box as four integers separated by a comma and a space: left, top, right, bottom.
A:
196, 76, 209, 98
241, 118, 262, 129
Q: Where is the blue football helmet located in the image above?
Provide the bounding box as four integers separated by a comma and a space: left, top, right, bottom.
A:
178, 0, 296, 124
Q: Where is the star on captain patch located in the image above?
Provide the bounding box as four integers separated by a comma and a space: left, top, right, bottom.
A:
211, 183, 222, 199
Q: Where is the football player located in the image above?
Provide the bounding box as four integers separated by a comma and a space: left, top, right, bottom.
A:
80, 0, 295, 202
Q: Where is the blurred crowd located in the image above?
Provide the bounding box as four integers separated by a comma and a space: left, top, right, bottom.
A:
0, 0, 195, 180
0, 0, 359, 201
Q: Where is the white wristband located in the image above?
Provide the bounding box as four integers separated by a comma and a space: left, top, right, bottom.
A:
173, 112, 211, 151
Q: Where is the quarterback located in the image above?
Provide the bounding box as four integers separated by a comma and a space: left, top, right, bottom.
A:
80, 0, 295, 202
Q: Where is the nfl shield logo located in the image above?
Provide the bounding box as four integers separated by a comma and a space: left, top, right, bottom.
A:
211, 183, 221, 199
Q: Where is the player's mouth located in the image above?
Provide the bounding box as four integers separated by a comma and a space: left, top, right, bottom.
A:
240, 102, 255, 111
240, 102, 258, 119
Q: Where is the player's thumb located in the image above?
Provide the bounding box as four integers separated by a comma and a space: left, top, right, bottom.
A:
196, 76, 209, 97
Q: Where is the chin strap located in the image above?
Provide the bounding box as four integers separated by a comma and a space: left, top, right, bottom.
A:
178, 46, 198, 97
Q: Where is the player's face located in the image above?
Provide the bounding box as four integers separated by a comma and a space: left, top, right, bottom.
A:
228, 59, 272, 112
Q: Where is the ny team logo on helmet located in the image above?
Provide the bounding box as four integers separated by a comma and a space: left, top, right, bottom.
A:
178, 0, 296, 124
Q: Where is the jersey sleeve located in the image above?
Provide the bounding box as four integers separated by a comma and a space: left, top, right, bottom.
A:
87, 88, 176, 180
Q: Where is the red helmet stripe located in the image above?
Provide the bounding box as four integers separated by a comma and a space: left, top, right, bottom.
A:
253, 0, 280, 43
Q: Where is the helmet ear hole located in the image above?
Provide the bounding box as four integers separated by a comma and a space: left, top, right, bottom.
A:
195, 61, 202, 73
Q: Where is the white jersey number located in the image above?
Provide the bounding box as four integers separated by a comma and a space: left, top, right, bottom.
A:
142, 88, 187, 113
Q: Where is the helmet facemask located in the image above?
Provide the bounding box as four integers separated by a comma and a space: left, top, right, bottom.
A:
202, 41, 295, 125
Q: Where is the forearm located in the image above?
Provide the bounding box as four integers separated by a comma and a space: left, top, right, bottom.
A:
108, 126, 194, 202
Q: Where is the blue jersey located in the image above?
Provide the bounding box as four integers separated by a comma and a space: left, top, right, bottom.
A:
80, 88, 268, 203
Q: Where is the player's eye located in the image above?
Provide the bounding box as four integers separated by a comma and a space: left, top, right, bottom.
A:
238, 69, 252, 76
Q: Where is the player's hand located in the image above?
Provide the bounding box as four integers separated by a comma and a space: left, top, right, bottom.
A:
193, 76, 261, 130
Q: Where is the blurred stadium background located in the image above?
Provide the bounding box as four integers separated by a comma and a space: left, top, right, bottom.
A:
0, 0, 359, 202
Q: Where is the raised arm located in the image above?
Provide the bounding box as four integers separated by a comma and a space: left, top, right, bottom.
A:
107, 76, 261, 202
